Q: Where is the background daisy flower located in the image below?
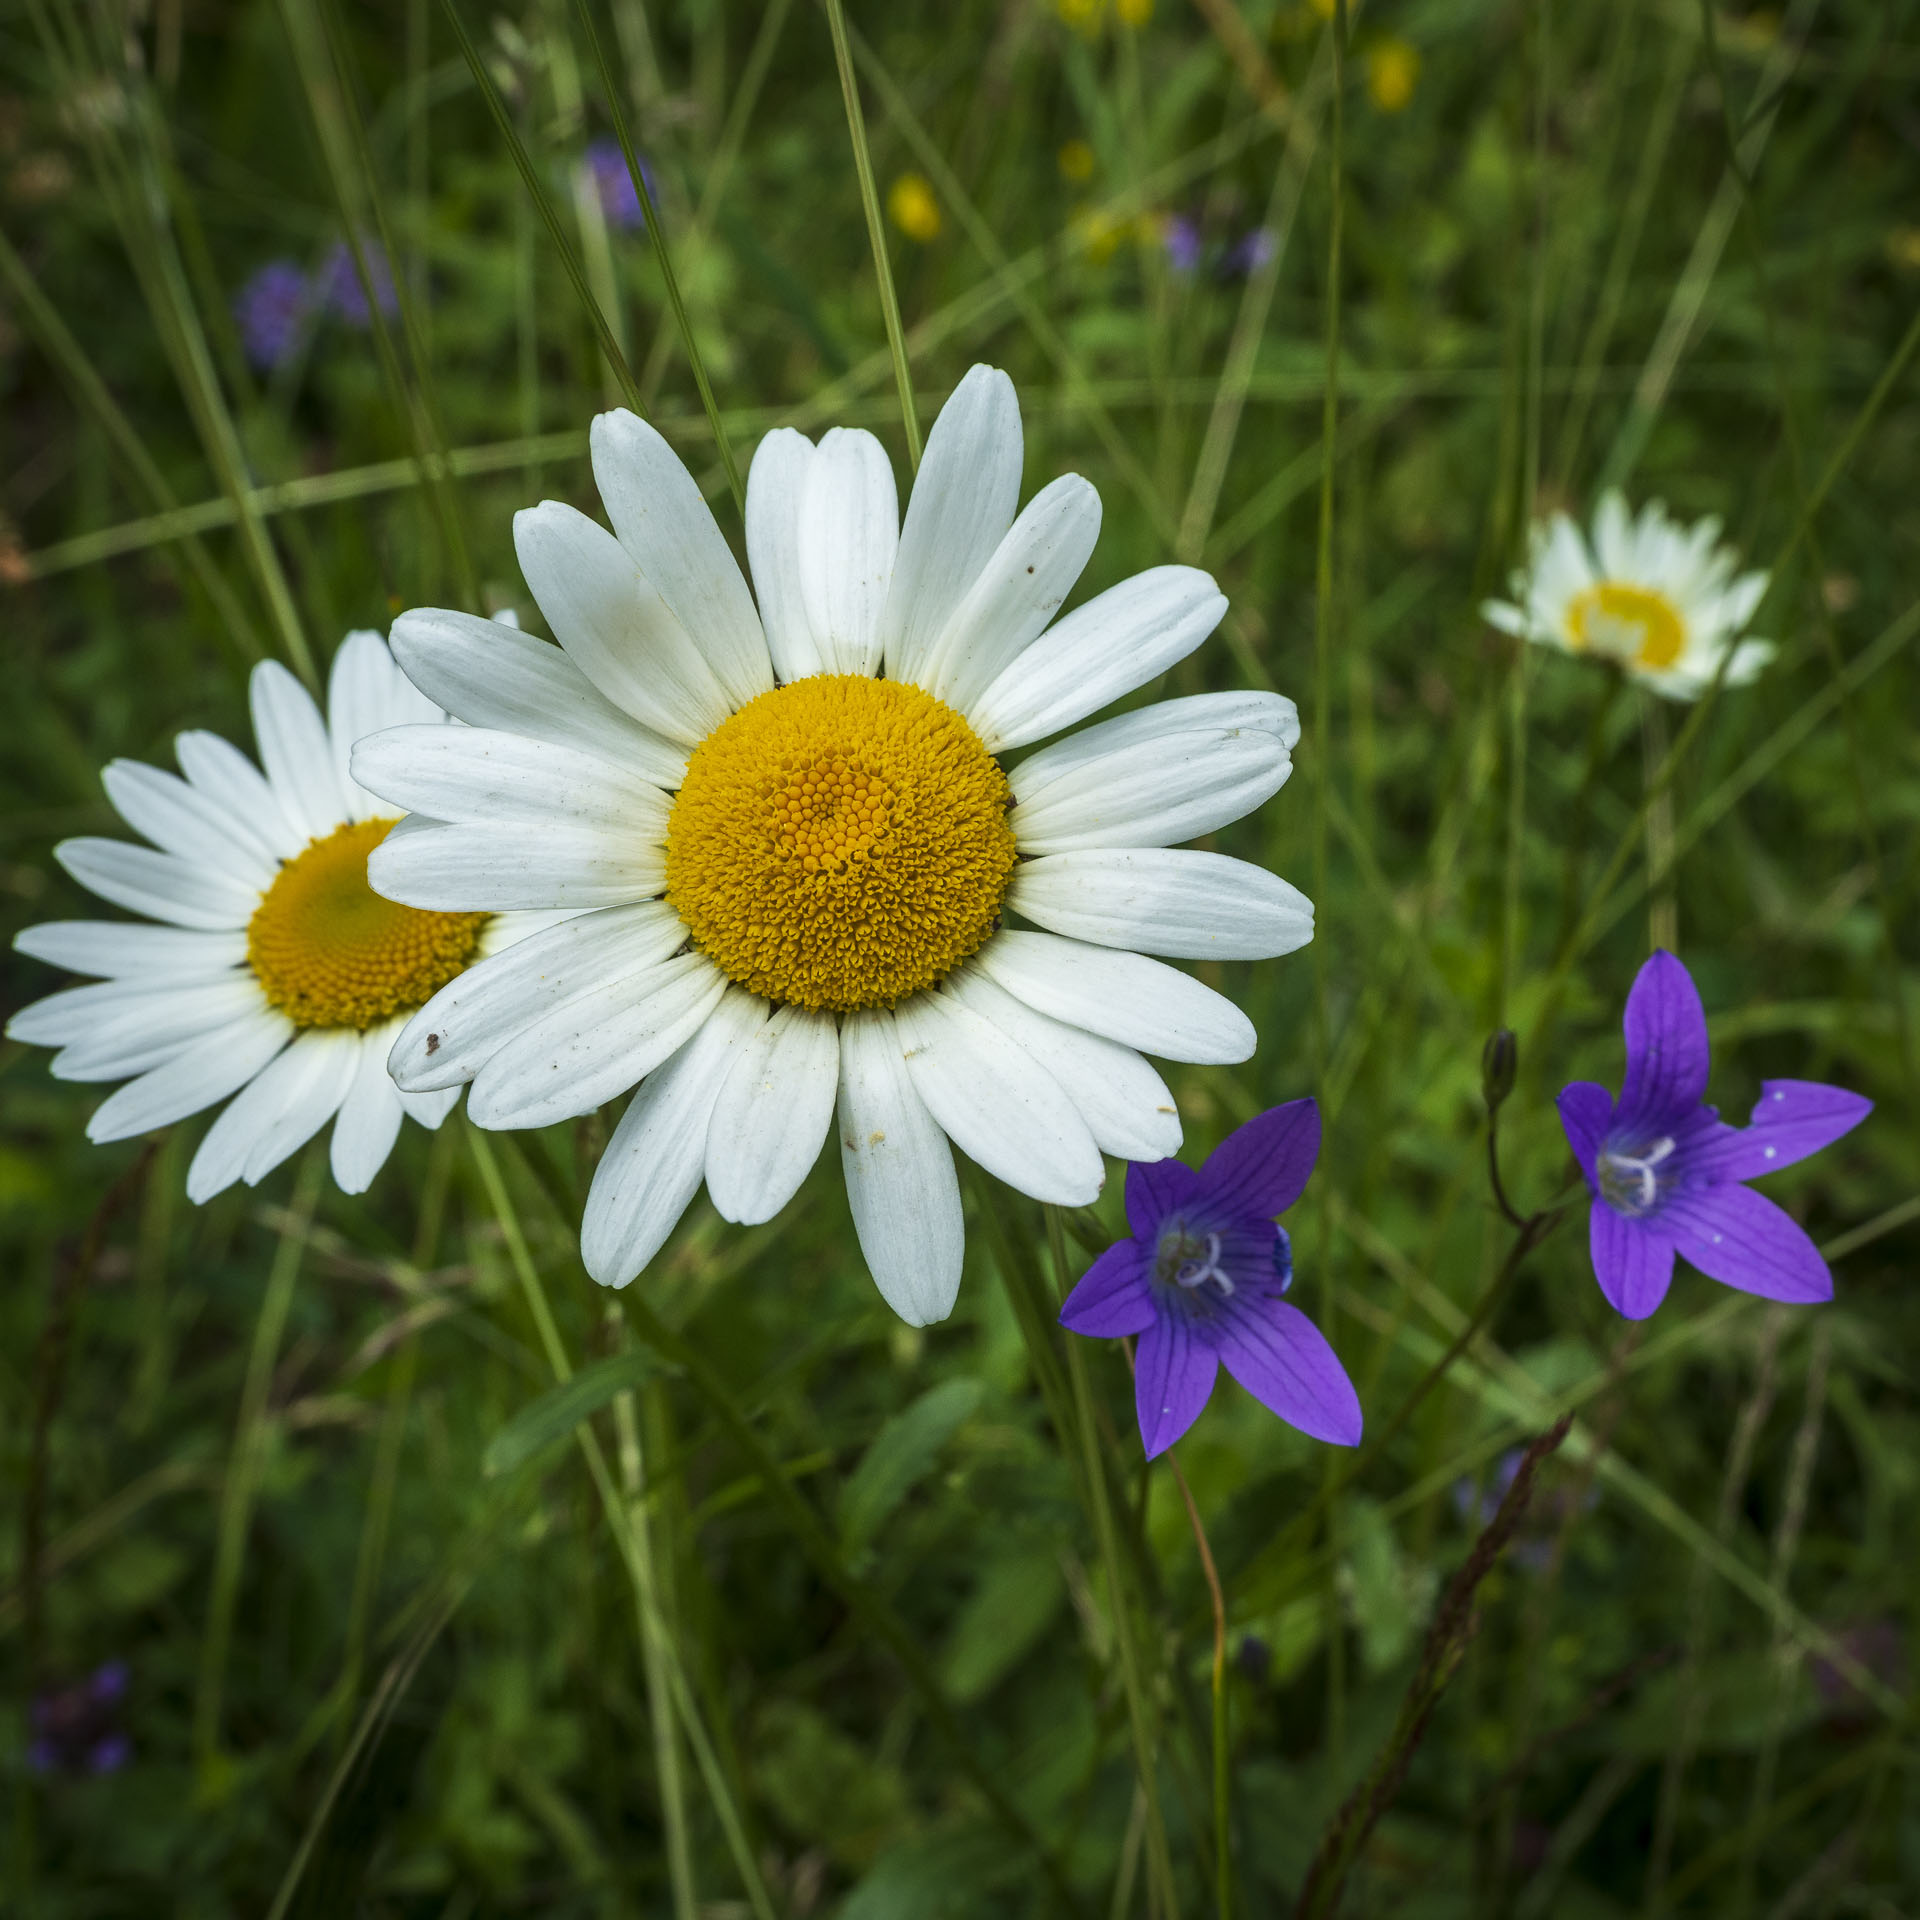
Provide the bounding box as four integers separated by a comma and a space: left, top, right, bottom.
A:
1482, 490, 1774, 700
7, 633, 558, 1200
354, 365, 1312, 1324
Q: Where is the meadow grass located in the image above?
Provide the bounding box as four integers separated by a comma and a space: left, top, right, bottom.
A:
3, 0, 1918, 1913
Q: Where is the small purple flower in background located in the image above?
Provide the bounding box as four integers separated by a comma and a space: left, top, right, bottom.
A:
582, 137, 657, 231
319, 238, 399, 327
27, 1661, 131, 1776
233, 259, 312, 371
1557, 950, 1871, 1321
1222, 226, 1277, 277
1162, 212, 1204, 274
1058, 1098, 1362, 1458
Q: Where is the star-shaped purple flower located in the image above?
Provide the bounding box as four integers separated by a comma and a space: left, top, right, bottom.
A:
1557, 950, 1871, 1321
1058, 1099, 1363, 1458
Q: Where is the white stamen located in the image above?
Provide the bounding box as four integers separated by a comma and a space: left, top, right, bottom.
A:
1597, 1135, 1677, 1214
1172, 1231, 1235, 1298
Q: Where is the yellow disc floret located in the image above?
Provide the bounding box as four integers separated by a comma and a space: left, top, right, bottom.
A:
665, 675, 1017, 1012
247, 818, 487, 1030
1567, 581, 1687, 670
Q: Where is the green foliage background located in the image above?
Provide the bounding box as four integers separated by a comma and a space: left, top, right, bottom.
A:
3, 0, 1918, 1913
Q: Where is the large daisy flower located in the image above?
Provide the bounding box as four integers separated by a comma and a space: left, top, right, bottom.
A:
7, 633, 555, 1200
354, 366, 1310, 1323
1482, 490, 1774, 700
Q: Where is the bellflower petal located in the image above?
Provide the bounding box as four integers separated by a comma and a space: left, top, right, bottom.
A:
1125, 1157, 1201, 1239
1589, 1204, 1675, 1320
1134, 1314, 1219, 1459
1688, 1079, 1874, 1183
1058, 1240, 1157, 1338
1556, 1080, 1613, 1187
1195, 1097, 1319, 1218
1214, 1299, 1362, 1445
1618, 949, 1710, 1125
1660, 1184, 1834, 1305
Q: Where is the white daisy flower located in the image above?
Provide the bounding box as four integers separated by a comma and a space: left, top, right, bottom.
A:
354, 365, 1311, 1324
7, 632, 561, 1201
1482, 489, 1774, 700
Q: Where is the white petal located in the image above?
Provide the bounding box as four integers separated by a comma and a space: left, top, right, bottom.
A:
975, 929, 1255, 1064
185, 1026, 358, 1200
389, 608, 688, 790
968, 566, 1228, 752
798, 427, 898, 678
329, 629, 442, 823
945, 968, 1180, 1162
580, 989, 766, 1288
352, 726, 671, 837
101, 761, 277, 894
467, 951, 729, 1130
892, 991, 1102, 1205
590, 410, 775, 709
19, 975, 264, 1075
389, 901, 687, 1090
330, 1025, 408, 1194
744, 428, 822, 682
370, 821, 663, 913
704, 1004, 840, 1225
1009, 691, 1297, 852
881, 365, 1023, 687
514, 501, 731, 746
250, 660, 348, 842
55, 837, 259, 931
14, 920, 246, 981
919, 474, 1100, 715
87, 1006, 293, 1144
1592, 491, 1635, 580
1008, 850, 1313, 960
836, 1009, 964, 1326
174, 731, 303, 863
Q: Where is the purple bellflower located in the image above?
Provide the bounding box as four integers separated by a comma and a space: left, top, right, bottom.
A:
319, 239, 399, 327
583, 137, 658, 231
1058, 1099, 1362, 1458
233, 260, 312, 371
27, 1660, 131, 1776
1162, 213, 1204, 274
1557, 950, 1871, 1320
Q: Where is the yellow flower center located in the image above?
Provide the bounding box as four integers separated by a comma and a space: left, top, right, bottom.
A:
664, 675, 1017, 1013
247, 818, 487, 1030
1566, 581, 1687, 670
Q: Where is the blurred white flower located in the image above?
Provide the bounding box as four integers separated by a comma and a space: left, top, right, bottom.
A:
1483, 491, 1774, 701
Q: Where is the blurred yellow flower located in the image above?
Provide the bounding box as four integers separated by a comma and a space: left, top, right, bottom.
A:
887, 172, 942, 243
1306, 0, 1337, 19
1886, 226, 1920, 271
1058, 138, 1096, 182
1115, 0, 1154, 23
1074, 207, 1125, 263
1366, 37, 1420, 112
1057, 0, 1103, 30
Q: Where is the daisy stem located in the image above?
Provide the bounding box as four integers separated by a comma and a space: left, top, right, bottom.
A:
194, 1147, 323, 1786
1639, 692, 1678, 951
616, 1283, 1092, 1918
1169, 1452, 1232, 1920
822, 0, 923, 470
572, 0, 745, 514
1045, 1206, 1181, 1920
466, 1129, 774, 1920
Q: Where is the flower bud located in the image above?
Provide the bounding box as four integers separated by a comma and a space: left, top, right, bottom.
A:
1482, 1029, 1518, 1113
